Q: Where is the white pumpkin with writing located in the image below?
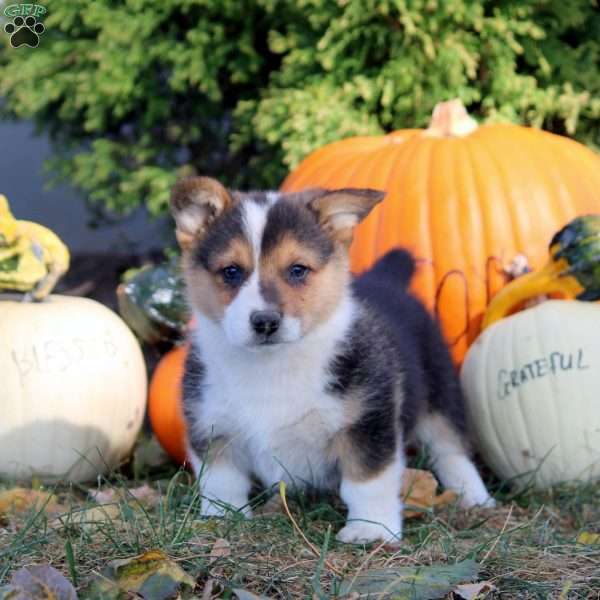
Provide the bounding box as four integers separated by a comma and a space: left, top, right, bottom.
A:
461, 300, 600, 489
0, 295, 147, 482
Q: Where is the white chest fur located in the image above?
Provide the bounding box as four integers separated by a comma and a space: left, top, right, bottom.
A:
191, 296, 356, 489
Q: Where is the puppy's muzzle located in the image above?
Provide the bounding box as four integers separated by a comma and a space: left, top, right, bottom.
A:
250, 310, 281, 337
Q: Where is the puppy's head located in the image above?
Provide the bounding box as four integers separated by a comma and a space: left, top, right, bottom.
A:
171, 176, 384, 348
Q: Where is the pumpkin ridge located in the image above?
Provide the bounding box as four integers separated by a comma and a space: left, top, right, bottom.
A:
430, 138, 471, 349
320, 150, 375, 191
282, 136, 384, 190
550, 133, 600, 213
497, 130, 537, 258
474, 131, 523, 267
368, 142, 407, 259
285, 149, 353, 191
485, 331, 516, 478
463, 136, 512, 336
534, 131, 579, 229
345, 136, 399, 272
421, 136, 443, 320
458, 138, 488, 341
539, 305, 570, 478
510, 128, 565, 261
344, 142, 398, 272
369, 135, 423, 268
360, 134, 420, 284
492, 328, 523, 478
511, 306, 544, 481
401, 134, 437, 312
464, 138, 503, 313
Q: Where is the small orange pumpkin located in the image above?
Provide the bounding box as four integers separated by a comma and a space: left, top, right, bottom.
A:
148, 345, 188, 464
282, 99, 600, 365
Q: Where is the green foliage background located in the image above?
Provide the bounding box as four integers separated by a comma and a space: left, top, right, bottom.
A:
1, 0, 599, 217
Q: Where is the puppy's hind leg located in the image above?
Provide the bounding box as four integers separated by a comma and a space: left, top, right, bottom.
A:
415, 412, 495, 508
332, 408, 405, 544
337, 450, 405, 544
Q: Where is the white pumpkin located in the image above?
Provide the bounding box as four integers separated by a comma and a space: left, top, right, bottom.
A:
461, 300, 600, 489
0, 295, 147, 482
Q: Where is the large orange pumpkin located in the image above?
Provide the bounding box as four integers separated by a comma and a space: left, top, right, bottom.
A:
281, 99, 600, 365
148, 345, 187, 464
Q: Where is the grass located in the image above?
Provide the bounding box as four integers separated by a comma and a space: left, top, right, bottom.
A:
1, 459, 600, 599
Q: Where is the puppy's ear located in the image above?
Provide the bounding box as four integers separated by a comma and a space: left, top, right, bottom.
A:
170, 176, 233, 249
308, 188, 385, 244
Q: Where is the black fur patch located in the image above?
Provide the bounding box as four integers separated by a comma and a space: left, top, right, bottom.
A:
347, 401, 398, 473
182, 343, 208, 456
328, 313, 398, 474
352, 249, 467, 435
194, 203, 246, 270
262, 201, 334, 262
327, 248, 469, 477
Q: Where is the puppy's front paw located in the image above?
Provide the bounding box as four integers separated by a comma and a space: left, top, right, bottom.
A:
459, 492, 497, 510
336, 520, 401, 545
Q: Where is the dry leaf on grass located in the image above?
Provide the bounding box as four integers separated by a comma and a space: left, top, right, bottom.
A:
52, 504, 121, 532
209, 538, 231, 564
126, 484, 161, 506
88, 488, 119, 504
454, 581, 496, 599
577, 531, 600, 545
401, 468, 457, 518
81, 549, 196, 600
208, 537, 231, 577
0, 565, 76, 600
89, 484, 160, 507
0, 489, 65, 521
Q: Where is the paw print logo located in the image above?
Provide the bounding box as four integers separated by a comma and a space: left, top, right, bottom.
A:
4, 15, 45, 48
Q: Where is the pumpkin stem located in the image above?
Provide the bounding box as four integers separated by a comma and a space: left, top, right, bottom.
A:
424, 99, 478, 138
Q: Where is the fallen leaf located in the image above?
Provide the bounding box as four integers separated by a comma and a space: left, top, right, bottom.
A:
209, 538, 231, 564
0, 489, 64, 520
401, 469, 457, 518
81, 549, 196, 600
454, 581, 496, 599
52, 505, 121, 532
88, 488, 119, 504
89, 484, 160, 508
339, 560, 480, 599
577, 531, 600, 545
127, 484, 161, 506
1, 565, 76, 600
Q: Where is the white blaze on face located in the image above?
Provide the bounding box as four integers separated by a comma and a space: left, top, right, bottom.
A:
221, 196, 303, 348
222, 200, 268, 347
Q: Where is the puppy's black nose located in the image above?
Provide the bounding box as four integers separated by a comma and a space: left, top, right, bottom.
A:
250, 310, 281, 336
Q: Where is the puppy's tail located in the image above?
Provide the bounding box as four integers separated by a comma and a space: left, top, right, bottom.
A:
362, 248, 416, 289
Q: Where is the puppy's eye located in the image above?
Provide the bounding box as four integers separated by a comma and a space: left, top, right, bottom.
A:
221, 264, 245, 286
287, 264, 310, 284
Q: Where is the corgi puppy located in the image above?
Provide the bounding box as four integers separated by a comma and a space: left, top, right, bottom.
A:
171, 176, 494, 544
